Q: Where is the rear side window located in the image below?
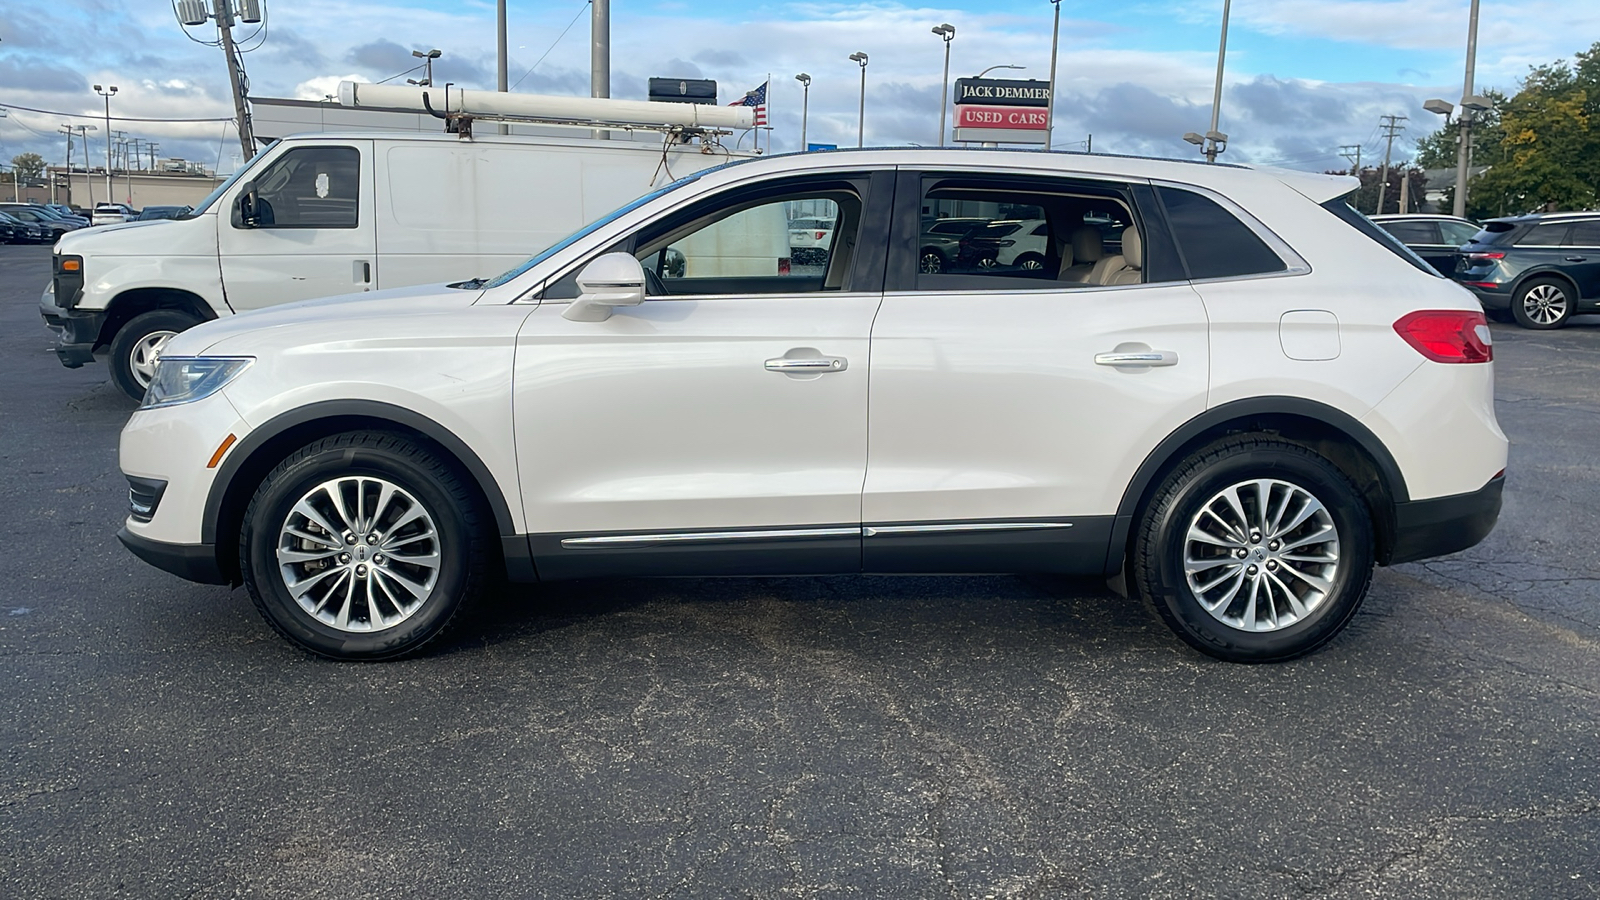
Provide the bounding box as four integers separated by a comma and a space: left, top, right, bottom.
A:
1319, 198, 1437, 276
1159, 187, 1287, 280
1517, 222, 1570, 246
1379, 220, 1441, 244
1565, 220, 1600, 246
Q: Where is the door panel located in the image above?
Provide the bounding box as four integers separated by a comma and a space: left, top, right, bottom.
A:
218, 141, 375, 311
513, 293, 881, 571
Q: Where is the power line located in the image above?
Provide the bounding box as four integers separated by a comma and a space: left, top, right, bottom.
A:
0, 102, 233, 123
512, 0, 592, 91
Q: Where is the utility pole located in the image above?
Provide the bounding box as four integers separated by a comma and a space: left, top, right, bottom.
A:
1453, 0, 1481, 217
932, 25, 955, 146
591, 0, 610, 139
215, 1, 257, 160
850, 52, 869, 148
1375, 114, 1406, 215
1205, 0, 1232, 163
1339, 143, 1362, 176
148, 143, 160, 171
795, 73, 811, 150
60, 125, 75, 205
1047, 0, 1061, 149
1398, 166, 1412, 213
497, 0, 509, 135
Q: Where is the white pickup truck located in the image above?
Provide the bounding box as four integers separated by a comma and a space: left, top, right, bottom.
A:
42, 130, 747, 399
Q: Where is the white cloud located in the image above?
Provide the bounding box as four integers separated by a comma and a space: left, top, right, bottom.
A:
293, 74, 370, 103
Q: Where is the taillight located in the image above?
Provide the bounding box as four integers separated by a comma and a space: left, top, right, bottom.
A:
778, 257, 791, 275
1464, 251, 1505, 261
1393, 310, 1493, 363
815, 231, 825, 239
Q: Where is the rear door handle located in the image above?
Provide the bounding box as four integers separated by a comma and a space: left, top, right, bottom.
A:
1095, 350, 1178, 367
766, 356, 848, 373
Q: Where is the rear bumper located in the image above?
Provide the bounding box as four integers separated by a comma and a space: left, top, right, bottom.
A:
1386, 474, 1503, 565
1456, 282, 1511, 311
39, 284, 102, 368
117, 526, 227, 585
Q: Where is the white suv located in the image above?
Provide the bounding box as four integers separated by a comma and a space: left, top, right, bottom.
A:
117, 150, 1507, 662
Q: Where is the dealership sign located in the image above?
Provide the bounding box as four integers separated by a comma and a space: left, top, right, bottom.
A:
952, 77, 1051, 145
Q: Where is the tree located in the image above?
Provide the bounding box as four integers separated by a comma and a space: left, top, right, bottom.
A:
10, 152, 45, 182
1413, 43, 1600, 217
1324, 166, 1428, 215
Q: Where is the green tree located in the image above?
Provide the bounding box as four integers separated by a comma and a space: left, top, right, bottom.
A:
10, 152, 45, 181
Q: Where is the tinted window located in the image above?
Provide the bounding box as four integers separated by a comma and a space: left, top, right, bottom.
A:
1438, 220, 1480, 245
1319, 198, 1437, 275
1160, 187, 1288, 280
248, 146, 361, 228
1517, 222, 1570, 246
930, 220, 978, 234
1565, 220, 1600, 246
1380, 220, 1440, 244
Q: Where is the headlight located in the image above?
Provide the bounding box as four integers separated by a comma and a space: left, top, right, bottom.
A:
140, 357, 253, 410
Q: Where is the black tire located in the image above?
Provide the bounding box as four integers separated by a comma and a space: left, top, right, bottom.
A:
109, 309, 201, 401
1132, 436, 1375, 663
239, 431, 488, 660
919, 249, 944, 274
1510, 277, 1573, 330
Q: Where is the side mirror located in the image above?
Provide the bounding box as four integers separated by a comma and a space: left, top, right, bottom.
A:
232, 181, 259, 228
563, 253, 647, 322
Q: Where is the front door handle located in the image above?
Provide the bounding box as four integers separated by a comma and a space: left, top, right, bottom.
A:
765, 356, 848, 373
1565, 256, 1587, 262
1095, 350, 1178, 367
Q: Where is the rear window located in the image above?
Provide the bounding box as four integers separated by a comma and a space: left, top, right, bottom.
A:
1161, 187, 1288, 280
1320, 198, 1438, 276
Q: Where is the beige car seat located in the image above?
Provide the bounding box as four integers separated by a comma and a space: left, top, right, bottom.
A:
1102, 227, 1143, 285
1058, 226, 1103, 282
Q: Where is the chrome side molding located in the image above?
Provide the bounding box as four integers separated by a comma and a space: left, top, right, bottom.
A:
559, 521, 1075, 548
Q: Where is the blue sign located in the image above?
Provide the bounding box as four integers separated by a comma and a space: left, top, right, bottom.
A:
806, 143, 838, 152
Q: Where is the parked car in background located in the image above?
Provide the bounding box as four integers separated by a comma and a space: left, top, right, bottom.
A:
787, 216, 834, 265
1371, 214, 1480, 274
918, 216, 989, 274
1451, 211, 1600, 329
44, 203, 80, 219
0, 210, 48, 244
34, 205, 92, 228
0, 215, 17, 244
959, 219, 1051, 271
0, 204, 79, 242
135, 205, 192, 221
91, 203, 135, 226
116, 149, 1505, 664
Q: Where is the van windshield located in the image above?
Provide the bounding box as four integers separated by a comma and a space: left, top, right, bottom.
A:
479, 170, 707, 290
185, 141, 280, 217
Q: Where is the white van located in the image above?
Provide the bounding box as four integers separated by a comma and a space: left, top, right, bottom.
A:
41, 131, 747, 399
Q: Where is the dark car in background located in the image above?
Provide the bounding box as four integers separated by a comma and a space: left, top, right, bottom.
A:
135, 205, 192, 221
918, 216, 989, 273
1371, 214, 1481, 274
0, 204, 78, 242
0, 210, 48, 244
0, 216, 16, 244
1452, 212, 1600, 329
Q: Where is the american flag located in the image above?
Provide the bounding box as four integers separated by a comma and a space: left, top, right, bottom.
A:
729, 81, 768, 126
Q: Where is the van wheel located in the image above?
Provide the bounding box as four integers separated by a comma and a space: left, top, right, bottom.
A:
1132, 436, 1374, 663
1511, 278, 1572, 329
239, 431, 488, 660
110, 309, 201, 401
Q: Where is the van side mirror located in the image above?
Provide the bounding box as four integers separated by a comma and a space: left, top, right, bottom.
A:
232, 181, 260, 228
563, 253, 647, 322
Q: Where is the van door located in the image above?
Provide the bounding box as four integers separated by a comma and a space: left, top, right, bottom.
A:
218, 141, 375, 311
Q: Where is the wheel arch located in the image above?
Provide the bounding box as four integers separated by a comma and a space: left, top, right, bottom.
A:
99, 287, 217, 349
1106, 397, 1410, 576
1509, 268, 1581, 303
203, 400, 518, 585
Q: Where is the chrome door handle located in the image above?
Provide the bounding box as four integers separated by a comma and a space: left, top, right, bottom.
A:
1094, 350, 1178, 367
1565, 256, 1587, 262
765, 356, 848, 373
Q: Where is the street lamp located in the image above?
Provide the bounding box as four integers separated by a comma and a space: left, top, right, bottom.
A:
1047, 0, 1061, 149
974, 64, 1024, 78
849, 52, 869, 148
795, 73, 812, 150
93, 84, 117, 202
932, 24, 955, 147
1451, 0, 1483, 217
1181, 0, 1231, 162
408, 48, 442, 87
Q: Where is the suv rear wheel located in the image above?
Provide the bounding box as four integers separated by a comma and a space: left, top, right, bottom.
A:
239, 431, 488, 660
1511, 277, 1572, 330
110, 309, 200, 401
1133, 436, 1374, 662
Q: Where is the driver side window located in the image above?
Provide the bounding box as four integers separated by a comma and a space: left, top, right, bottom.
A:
246, 147, 361, 229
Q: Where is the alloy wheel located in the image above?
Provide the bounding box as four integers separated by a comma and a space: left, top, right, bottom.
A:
129, 331, 177, 389
1522, 283, 1568, 326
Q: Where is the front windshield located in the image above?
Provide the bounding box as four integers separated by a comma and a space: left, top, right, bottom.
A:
186, 140, 280, 217
480, 170, 709, 290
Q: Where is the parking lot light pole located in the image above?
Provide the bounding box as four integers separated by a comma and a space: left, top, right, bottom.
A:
1205, 0, 1230, 163
1453, 0, 1481, 218
850, 52, 869, 147
93, 85, 117, 202
795, 73, 811, 150
1047, 0, 1061, 148
409, 49, 441, 87
932, 25, 955, 146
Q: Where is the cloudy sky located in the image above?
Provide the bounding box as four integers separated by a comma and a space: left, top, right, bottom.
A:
1, 0, 1595, 176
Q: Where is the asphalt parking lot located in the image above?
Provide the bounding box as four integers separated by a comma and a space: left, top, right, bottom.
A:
2, 242, 1597, 898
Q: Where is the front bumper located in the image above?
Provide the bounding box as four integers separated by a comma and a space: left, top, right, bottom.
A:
1387, 474, 1503, 565
117, 527, 227, 584
39, 283, 103, 368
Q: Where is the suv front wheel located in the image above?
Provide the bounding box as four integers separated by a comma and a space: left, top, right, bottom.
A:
239, 431, 488, 660
1133, 437, 1374, 662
